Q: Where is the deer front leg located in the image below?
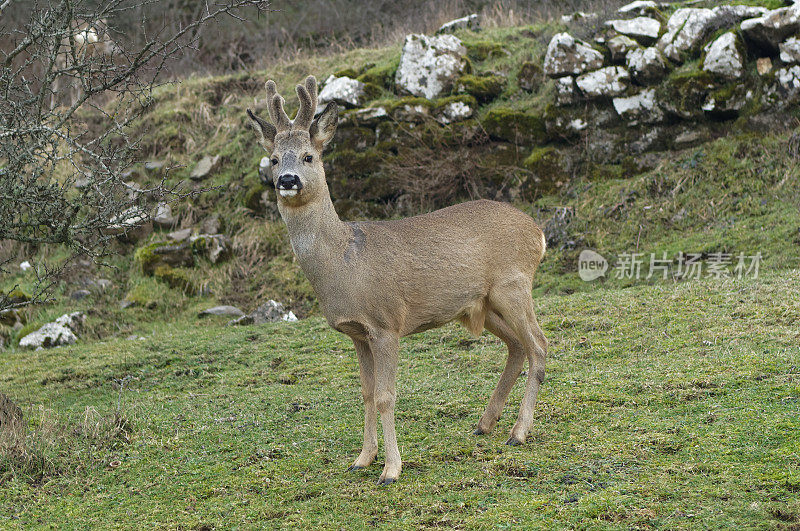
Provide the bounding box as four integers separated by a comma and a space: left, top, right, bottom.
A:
370, 331, 401, 485
348, 338, 378, 470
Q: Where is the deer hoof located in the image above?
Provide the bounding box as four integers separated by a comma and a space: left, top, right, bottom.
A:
347, 465, 364, 472
376, 477, 396, 486
473, 427, 487, 436
505, 436, 523, 446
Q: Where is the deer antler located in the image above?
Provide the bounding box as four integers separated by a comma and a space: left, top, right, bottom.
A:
265, 80, 291, 132
293, 75, 317, 131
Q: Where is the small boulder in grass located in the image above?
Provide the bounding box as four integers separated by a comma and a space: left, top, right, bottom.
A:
437, 14, 480, 34
19, 312, 85, 349
198, 305, 245, 318
227, 300, 298, 326
190, 155, 220, 181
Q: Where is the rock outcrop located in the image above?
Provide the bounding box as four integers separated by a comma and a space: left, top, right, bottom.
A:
437, 14, 480, 34
703, 32, 744, 80
319, 75, 366, 107
228, 300, 298, 326
605, 17, 661, 45
19, 312, 85, 349
576, 66, 630, 98
626, 47, 667, 84
395, 34, 467, 99
741, 4, 800, 53
543, 33, 604, 77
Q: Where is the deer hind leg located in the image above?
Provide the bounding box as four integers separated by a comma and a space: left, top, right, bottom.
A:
489, 280, 548, 445
348, 338, 379, 471
369, 330, 401, 485
474, 311, 525, 435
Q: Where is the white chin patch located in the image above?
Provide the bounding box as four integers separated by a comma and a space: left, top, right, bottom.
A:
279, 189, 298, 198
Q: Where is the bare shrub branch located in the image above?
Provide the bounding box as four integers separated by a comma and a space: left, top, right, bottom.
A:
0, 0, 270, 311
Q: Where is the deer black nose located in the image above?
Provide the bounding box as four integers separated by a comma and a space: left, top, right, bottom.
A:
277, 174, 302, 190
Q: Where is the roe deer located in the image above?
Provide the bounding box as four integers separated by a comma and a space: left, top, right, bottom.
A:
246, 76, 548, 485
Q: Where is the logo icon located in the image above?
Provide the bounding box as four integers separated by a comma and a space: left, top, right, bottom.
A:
578, 250, 608, 281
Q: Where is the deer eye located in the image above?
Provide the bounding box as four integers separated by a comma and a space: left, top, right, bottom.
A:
271, 158, 278, 166
303, 154, 313, 163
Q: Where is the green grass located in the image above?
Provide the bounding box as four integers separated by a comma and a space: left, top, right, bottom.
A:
1, 270, 798, 528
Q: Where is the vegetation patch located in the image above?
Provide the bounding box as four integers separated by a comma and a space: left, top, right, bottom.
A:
481, 107, 547, 145
455, 74, 506, 103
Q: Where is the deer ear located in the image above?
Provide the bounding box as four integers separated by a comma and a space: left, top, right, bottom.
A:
247, 108, 277, 151
309, 102, 338, 151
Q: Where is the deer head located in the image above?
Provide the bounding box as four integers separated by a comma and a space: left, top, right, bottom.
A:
246, 76, 338, 207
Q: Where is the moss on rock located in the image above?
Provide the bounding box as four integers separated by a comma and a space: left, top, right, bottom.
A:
7, 288, 30, 305
481, 107, 546, 145
456, 74, 505, 103
522, 147, 569, 193
357, 56, 400, 90
464, 39, 506, 61
154, 265, 196, 295
333, 68, 359, 79
658, 67, 716, 119
134, 241, 194, 275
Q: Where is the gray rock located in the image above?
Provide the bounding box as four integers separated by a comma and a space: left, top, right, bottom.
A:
70, 289, 91, 300
318, 75, 366, 108
119, 300, 135, 309
543, 33, 604, 77
674, 129, 707, 148
190, 155, 221, 181
613, 88, 664, 124
393, 103, 430, 123
437, 14, 480, 34
227, 300, 298, 326
741, 4, 800, 53
258, 156, 272, 182
144, 161, 166, 174
618, 1, 658, 15
94, 279, 113, 291
167, 228, 192, 242
153, 202, 177, 229
712, 5, 768, 21
150, 241, 194, 269
780, 36, 800, 64
198, 305, 245, 318
189, 234, 230, 264
605, 17, 661, 45
560, 11, 598, 24
703, 32, 744, 80
0, 309, 20, 327
554, 76, 576, 106
201, 215, 221, 235
517, 62, 541, 92
576, 67, 630, 98
702, 87, 749, 114
395, 34, 467, 99
350, 106, 390, 126
608, 35, 640, 62
776, 64, 800, 98
626, 47, 667, 84
656, 6, 761, 62
19, 312, 85, 349
658, 8, 717, 62
436, 101, 473, 124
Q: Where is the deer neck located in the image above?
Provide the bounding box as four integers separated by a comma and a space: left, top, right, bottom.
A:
279, 190, 349, 276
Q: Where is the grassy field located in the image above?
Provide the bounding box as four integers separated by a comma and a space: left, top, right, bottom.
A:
2, 269, 798, 529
